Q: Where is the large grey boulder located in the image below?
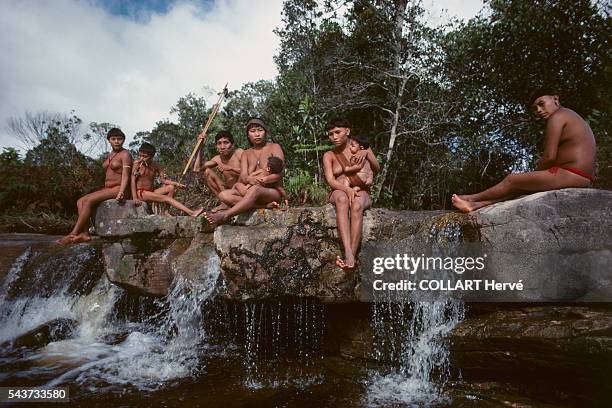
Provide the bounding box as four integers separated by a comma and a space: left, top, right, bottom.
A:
95, 200, 212, 238
471, 188, 612, 302
214, 206, 360, 302
359, 188, 612, 302
95, 200, 216, 296
94, 189, 612, 302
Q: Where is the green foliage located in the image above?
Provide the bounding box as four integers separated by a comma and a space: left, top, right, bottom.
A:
3, 0, 609, 215
0, 113, 99, 214
284, 168, 328, 205
0, 211, 75, 234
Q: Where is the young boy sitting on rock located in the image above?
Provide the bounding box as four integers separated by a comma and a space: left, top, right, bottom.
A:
452, 88, 596, 212
233, 155, 288, 208
132, 142, 204, 217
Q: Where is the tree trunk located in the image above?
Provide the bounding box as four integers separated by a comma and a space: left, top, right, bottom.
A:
373, 0, 409, 202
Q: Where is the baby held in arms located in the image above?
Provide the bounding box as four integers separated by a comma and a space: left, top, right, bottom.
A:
233, 155, 288, 208
338, 134, 374, 191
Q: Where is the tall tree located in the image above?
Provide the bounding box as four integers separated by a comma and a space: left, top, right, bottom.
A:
6, 110, 83, 150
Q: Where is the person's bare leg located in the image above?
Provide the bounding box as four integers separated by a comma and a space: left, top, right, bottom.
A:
205, 186, 281, 226
453, 169, 591, 212
154, 184, 176, 215
204, 168, 224, 196
141, 191, 203, 217
218, 188, 243, 207
348, 192, 372, 267
329, 190, 353, 271
58, 187, 119, 244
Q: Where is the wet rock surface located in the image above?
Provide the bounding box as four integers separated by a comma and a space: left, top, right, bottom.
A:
451, 305, 612, 405
0, 233, 61, 285
215, 207, 358, 302
0, 318, 78, 349
2, 241, 105, 300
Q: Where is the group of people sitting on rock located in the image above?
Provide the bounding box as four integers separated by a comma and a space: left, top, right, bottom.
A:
57, 89, 597, 272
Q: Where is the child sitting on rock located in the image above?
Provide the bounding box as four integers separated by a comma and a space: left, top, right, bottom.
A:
233, 155, 288, 208
132, 142, 204, 217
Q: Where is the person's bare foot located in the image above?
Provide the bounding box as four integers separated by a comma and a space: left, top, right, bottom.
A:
191, 207, 205, 217
71, 233, 92, 243
204, 211, 226, 227
455, 194, 472, 201
56, 234, 77, 245
210, 203, 229, 213
266, 200, 289, 210
452, 194, 477, 213
336, 254, 355, 271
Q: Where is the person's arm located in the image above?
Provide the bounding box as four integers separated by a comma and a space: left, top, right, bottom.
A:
536, 112, 564, 170
158, 165, 185, 188
194, 154, 218, 172
193, 132, 207, 172
344, 157, 364, 173
117, 151, 132, 200
202, 156, 220, 170
131, 160, 140, 205
349, 148, 380, 174
323, 152, 356, 204
239, 151, 250, 184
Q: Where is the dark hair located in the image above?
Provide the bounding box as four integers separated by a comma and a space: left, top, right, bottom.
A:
325, 117, 351, 131
215, 130, 234, 144
245, 118, 268, 146
528, 87, 559, 106
352, 134, 370, 149
267, 155, 284, 174
246, 118, 268, 133
139, 142, 156, 157
107, 127, 125, 140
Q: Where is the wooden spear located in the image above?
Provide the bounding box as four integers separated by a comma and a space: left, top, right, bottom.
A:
179, 83, 229, 183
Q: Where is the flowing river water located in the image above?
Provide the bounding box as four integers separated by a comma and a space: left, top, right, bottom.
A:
0, 234, 606, 407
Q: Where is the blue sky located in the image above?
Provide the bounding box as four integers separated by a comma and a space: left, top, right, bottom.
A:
95, 0, 200, 21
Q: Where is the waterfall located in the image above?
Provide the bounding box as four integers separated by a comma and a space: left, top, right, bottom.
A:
0, 243, 221, 391
367, 298, 464, 406
236, 298, 325, 389
365, 217, 468, 406
0, 243, 104, 344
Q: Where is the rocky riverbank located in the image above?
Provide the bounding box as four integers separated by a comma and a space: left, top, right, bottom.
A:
94, 188, 612, 302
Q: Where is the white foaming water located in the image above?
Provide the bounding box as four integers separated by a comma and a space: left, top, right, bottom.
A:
0, 247, 101, 343
45, 255, 221, 390
2, 242, 222, 391
0, 296, 75, 343
366, 298, 464, 407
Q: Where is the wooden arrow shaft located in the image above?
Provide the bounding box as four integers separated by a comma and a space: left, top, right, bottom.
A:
179, 84, 228, 182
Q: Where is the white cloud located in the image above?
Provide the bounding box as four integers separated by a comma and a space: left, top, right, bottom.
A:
0, 0, 283, 152
424, 0, 485, 24
0, 0, 483, 154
